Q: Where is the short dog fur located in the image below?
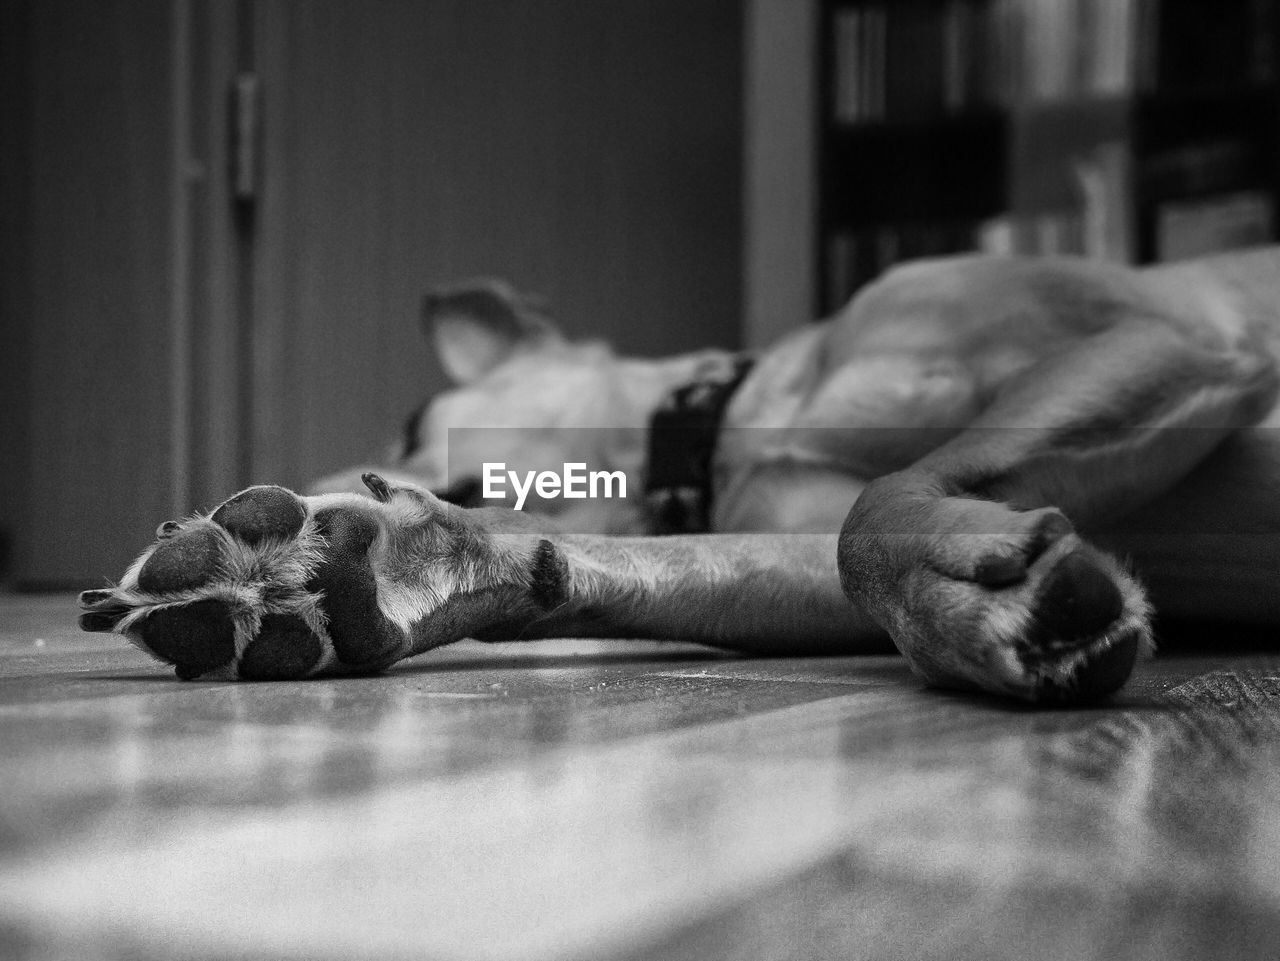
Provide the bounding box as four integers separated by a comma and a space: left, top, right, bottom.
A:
81, 250, 1280, 703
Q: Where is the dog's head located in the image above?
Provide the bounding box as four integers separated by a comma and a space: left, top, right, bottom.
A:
312, 279, 732, 533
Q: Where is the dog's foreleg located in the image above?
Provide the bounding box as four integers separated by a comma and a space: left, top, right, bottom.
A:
839, 317, 1278, 703
518, 534, 888, 654
80, 479, 889, 681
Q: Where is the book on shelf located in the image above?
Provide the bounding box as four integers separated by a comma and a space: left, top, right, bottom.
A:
830, 0, 1280, 124
830, 0, 1011, 124
1155, 190, 1274, 261
828, 0, 1153, 125
978, 139, 1132, 260
1017, 0, 1139, 104
1144, 0, 1276, 93
820, 0, 1278, 297
977, 212, 1085, 257
1075, 142, 1134, 261
1010, 0, 1274, 104
1141, 140, 1265, 199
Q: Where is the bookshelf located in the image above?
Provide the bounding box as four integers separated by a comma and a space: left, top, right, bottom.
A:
817, 0, 1280, 313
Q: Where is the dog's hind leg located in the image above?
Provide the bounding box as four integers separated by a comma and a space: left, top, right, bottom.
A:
838, 315, 1279, 704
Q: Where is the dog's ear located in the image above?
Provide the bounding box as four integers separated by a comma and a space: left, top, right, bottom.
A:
423, 279, 563, 384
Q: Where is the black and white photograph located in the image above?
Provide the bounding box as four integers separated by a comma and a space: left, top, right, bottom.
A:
4, 0, 1280, 957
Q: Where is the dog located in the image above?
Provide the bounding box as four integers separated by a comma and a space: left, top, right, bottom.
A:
79, 249, 1280, 704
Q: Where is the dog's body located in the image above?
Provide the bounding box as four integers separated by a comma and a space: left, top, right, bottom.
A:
82, 250, 1280, 703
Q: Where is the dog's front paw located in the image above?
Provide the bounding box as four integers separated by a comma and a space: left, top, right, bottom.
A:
78, 475, 560, 681
838, 475, 1153, 704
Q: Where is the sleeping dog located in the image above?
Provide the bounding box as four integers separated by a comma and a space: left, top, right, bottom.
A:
80, 249, 1280, 703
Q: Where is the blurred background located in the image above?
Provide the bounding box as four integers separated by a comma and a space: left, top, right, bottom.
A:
2, 0, 1277, 589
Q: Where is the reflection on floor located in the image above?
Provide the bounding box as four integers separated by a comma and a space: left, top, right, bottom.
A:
2, 593, 1280, 960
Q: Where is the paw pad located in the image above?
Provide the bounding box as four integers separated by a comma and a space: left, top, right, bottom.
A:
1033, 551, 1123, 643
1037, 630, 1140, 704
1021, 548, 1141, 703
211, 485, 307, 545
307, 507, 406, 668
137, 526, 224, 594
239, 613, 324, 680
134, 599, 237, 680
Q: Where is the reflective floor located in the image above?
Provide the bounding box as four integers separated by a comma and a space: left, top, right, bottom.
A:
3, 594, 1280, 960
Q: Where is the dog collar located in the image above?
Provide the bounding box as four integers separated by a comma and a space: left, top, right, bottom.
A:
645, 354, 754, 534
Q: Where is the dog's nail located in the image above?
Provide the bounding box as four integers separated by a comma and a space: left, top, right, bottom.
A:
78, 589, 131, 632
156, 520, 182, 539
974, 554, 1025, 586
362, 472, 393, 503
79, 611, 121, 632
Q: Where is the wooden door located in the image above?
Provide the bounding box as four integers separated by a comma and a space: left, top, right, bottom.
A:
1, 1, 742, 588
249, 0, 744, 488
2, 0, 183, 588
